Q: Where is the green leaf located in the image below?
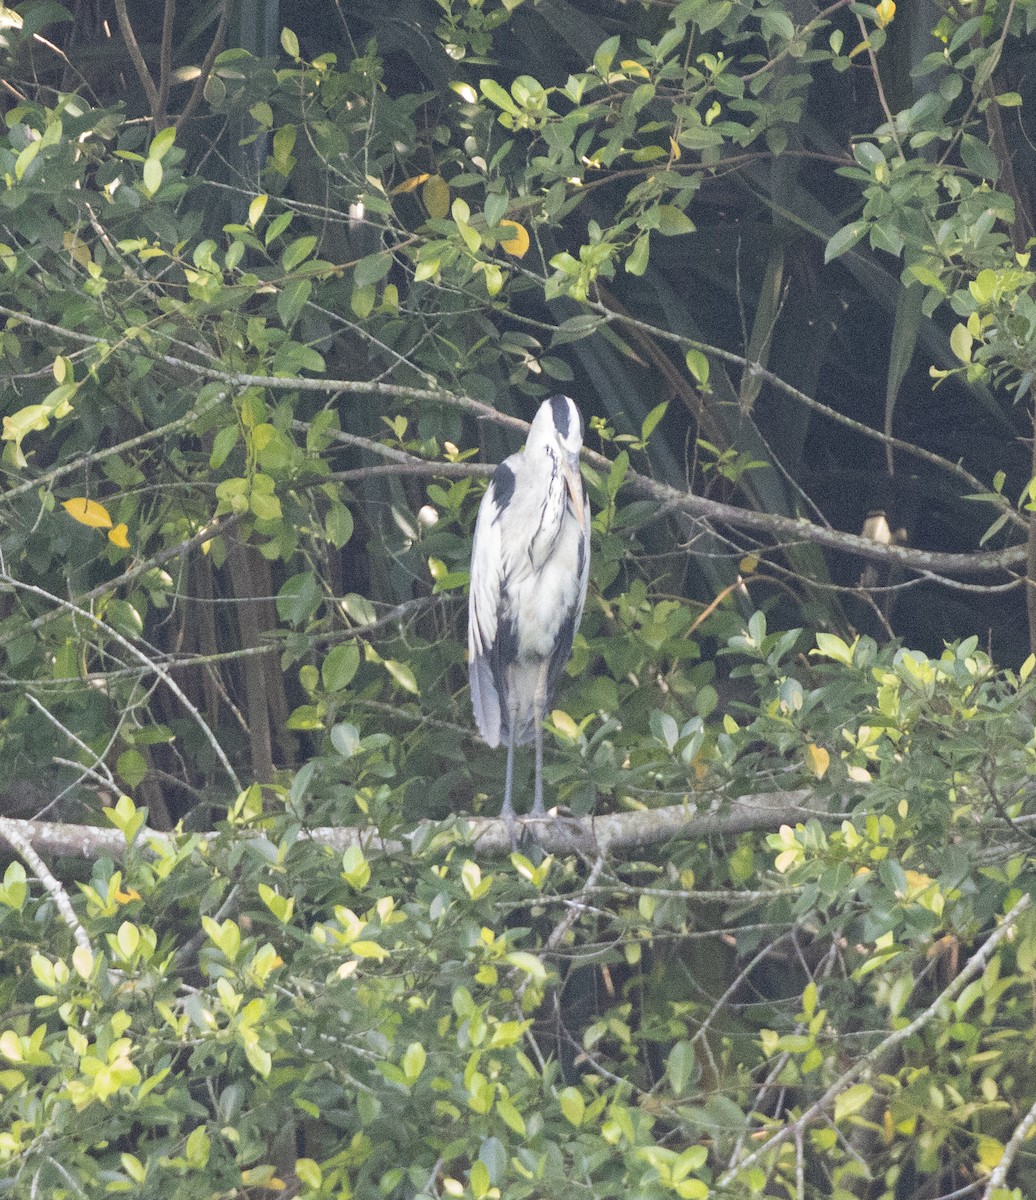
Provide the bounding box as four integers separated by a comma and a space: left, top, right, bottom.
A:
280, 27, 300, 58
276, 572, 322, 627
209, 424, 239, 470
402, 1042, 426, 1083
685, 349, 709, 388
960, 133, 999, 181
594, 35, 620, 75
834, 1083, 874, 1122
496, 1098, 527, 1137
824, 221, 868, 263
384, 659, 419, 694
277, 277, 312, 327
696, 2, 731, 31
950, 323, 973, 363
322, 643, 360, 692
813, 632, 854, 664
282, 235, 317, 273
479, 78, 520, 115
655, 205, 696, 236
626, 232, 650, 275
325, 503, 354, 548
148, 126, 176, 161
142, 157, 162, 196
559, 1086, 585, 1126
641, 401, 668, 441
667, 1041, 697, 1094
354, 251, 393, 289
116, 749, 148, 789
258, 883, 294, 923
351, 283, 375, 320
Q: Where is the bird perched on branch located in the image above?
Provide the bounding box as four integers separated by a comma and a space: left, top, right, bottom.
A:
468, 395, 591, 821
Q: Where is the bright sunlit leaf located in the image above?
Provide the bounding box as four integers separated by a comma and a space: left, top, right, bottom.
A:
805, 744, 830, 779
499, 219, 530, 257
62, 497, 113, 530
422, 175, 450, 220
391, 174, 430, 194
108, 523, 131, 548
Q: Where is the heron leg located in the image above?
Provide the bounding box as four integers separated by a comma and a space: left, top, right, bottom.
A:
530, 661, 550, 818
502, 728, 515, 821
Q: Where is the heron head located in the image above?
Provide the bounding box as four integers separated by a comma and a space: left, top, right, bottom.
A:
528, 394, 585, 524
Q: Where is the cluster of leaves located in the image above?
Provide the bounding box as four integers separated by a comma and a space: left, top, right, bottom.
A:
3, 626, 1036, 1199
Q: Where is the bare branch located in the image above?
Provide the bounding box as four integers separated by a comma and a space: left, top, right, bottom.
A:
0, 817, 92, 953
113, 0, 161, 121
0, 787, 822, 861
175, 0, 230, 132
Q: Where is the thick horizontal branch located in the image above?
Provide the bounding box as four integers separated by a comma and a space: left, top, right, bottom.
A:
3, 788, 820, 861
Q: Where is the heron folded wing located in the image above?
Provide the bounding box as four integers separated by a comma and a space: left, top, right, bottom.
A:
468, 463, 512, 747
469, 655, 501, 746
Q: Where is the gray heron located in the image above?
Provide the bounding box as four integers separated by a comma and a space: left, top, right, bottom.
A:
468, 395, 591, 820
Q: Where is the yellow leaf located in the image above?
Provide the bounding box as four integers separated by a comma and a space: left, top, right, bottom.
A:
977, 1136, 1003, 1169
774, 849, 798, 873
422, 175, 450, 220
739, 553, 759, 573
620, 59, 651, 78
0, 1031, 21, 1062
668, 135, 682, 161
108, 523, 131, 549
875, 0, 895, 26
499, 219, 530, 258
805, 744, 830, 779
391, 173, 430, 194
62, 231, 92, 268
550, 709, 579, 740
62, 497, 113, 530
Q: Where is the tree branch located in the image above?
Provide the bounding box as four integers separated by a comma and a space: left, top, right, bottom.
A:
0, 817, 92, 952
0, 788, 823, 861
113, 0, 161, 121
0, 303, 1022, 577
175, 0, 229, 132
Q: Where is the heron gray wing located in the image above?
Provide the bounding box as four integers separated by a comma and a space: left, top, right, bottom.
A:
468, 461, 517, 748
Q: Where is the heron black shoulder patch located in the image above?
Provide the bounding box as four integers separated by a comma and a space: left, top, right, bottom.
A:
491, 462, 516, 514
549, 394, 570, 439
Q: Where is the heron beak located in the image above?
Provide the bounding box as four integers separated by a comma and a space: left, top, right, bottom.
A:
562, 456, 585, 526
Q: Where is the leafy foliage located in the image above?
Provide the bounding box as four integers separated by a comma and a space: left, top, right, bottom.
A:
3, 631, 1036, 1198
0, 0, 1035, 1196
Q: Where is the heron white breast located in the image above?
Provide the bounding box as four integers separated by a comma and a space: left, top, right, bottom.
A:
508, 514, 585, 658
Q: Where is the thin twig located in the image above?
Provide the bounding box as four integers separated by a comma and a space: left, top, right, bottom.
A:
717, 893, 1032, 1187
176, 0, 230, 131
156, 0, 176, 129
0, 572, 241, 791
112, 0, 160, 116
0, 817, 92, 953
